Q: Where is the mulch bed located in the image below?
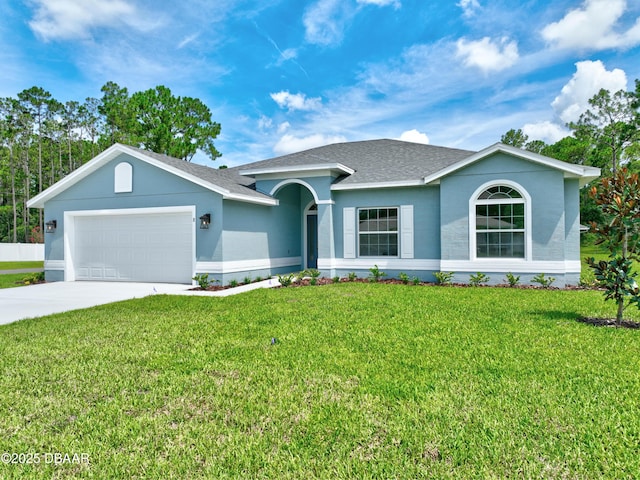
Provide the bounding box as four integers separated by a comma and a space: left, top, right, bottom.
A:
577, 317, 640, 329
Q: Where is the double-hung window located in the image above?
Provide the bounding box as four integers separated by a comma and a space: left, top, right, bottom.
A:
358, 207, 398, 256
475, 186, 525, 258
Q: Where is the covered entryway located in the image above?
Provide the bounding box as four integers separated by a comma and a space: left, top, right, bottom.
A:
66, 207, 195, 283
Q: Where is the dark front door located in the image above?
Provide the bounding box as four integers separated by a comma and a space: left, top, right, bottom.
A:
306, 213, 318, 269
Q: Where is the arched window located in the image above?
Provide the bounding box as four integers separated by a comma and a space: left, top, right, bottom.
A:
474, 185, 526, 258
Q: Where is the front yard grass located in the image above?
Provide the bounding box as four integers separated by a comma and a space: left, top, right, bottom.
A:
1, 283, 639, 478
0, 261, 44, 271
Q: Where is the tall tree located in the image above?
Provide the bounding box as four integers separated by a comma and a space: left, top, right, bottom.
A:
570, 88, 639, 173
128, 85, 221, 161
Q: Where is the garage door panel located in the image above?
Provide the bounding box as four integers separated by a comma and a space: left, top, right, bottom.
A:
74, 211, 193, 283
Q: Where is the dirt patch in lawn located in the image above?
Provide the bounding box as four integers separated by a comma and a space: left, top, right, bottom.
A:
577, 317, 640, 329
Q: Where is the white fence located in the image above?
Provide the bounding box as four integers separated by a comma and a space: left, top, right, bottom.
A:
0, 243, 44, 262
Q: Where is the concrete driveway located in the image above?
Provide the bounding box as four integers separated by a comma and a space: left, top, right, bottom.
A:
0, 281, 191, 325
0, 278, 281, 326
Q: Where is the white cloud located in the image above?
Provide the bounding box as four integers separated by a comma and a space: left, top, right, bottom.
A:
522, 121, 568, 144
542, 0, 640, 50
273, 133, 347, 155
458, 0, 480, 17
398, 129, 430, 144
551, 60, 628, 124
303, 0, 352, 46
270, 91, 322, 111
456, 36, 519, 73
277, 122, 291, 134
28, 0, 154, 41
357, 0, 401, 8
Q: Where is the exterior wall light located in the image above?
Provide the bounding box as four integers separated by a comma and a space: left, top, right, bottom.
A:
45, 220, 57, 233
199, 213, 211, 229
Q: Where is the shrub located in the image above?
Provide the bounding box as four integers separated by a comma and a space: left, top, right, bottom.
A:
192, 273, 211, 289
531, 273, 555, 288
228, 279, 239, 288
332, 276, 340, 284
398, 272, 410, 285
22, 272, 45, 285
303, 268, 321, 285
434, 271, 454, 285
254, 276, 263, 282
505, 272, 520, 287
243, 275, 252, 285
368, 265, 387, 283
277, 273, 295, 287
469, 272, 490, 286
347, 272, 357, 282
412, 276, 421, 285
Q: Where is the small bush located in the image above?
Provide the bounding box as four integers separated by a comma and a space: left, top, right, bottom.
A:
303, 268, 321, 285
243, 275, 252, 285
398, 272, 410, 285
192, 273, 211, 289
347, 272, 357, 282
505, 272, 520, 287
228, 279, 239, 288
332, 276, 340, 284
22, 272, 45, 285
434, 271, 454, 285
368, 265, 387, 283
412, 276, 421, 285
254, 276, 263, 282
277, 273, 295, 287
532, 273, 555, 288
469, 272, 490, 286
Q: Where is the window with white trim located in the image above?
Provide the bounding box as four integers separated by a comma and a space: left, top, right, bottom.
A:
474, 185, 525, 258
358, 207, 398, 256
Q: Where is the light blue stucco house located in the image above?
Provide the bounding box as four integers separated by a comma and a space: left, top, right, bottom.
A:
28, 140, 600, 287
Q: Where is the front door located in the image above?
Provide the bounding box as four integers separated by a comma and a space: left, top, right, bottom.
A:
306, 213, 318, 269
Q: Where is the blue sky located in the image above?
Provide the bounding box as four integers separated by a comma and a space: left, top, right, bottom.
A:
1, 0, 640, 167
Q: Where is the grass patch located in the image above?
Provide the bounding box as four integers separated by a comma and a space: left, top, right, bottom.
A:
0, 261, 44, 271
0, 274, 31, 289
1, 284, 639, 478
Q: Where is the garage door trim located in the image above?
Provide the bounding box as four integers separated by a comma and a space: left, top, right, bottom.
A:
64, 205, 196, 282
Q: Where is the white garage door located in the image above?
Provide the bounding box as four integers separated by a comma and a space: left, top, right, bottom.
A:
73, 211, 193, 283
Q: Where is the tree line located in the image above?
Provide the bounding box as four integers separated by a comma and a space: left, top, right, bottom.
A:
0, 82, 221, 242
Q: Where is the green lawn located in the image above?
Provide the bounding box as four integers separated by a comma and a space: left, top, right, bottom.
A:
0, 261, 44, 271
1, 283, 639, 478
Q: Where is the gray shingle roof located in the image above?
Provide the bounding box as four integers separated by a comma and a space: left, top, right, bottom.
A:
133, 139, 477, 199
233, 139, 476, 186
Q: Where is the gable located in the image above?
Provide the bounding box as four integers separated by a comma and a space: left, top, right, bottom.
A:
423, 143, 600, 187
27, 143, 276, 208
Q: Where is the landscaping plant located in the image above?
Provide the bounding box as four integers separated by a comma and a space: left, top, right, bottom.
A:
531, 273, 555, 288
433, 271, 454, 285
368, 264, 386, 283
586, 168, 640, 325
469, 272, 490, 286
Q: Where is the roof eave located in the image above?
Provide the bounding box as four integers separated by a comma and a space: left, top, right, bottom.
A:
331, 179, 424, 191
240, 162, 355, 177
422, 143, 602, 185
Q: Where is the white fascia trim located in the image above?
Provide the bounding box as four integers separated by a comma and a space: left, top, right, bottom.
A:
441, 260, 581, 274
331, 179, 424, 191
240, 163, 354, 177
196, 256, 302, 274
422, 143, 601, 186
318, 258, 441, 271
27, 143, 277, 208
